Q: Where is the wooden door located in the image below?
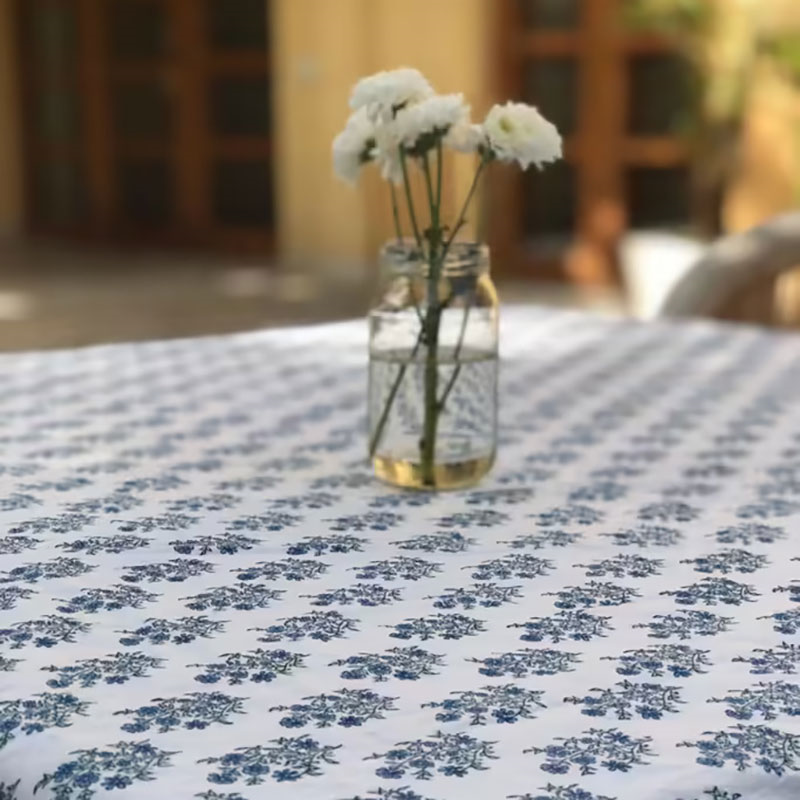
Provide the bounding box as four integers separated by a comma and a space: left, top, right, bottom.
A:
18, 0, 274, 253
492, 0, 691, 284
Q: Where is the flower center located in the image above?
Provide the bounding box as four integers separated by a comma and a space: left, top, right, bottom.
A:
498, 116, 514, 134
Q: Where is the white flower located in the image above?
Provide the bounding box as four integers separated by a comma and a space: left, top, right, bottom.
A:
483, 102, 562, 169
446, 122, 487, 154
332, 107, 377, 185
373, 126, 404, 185
350, 67, 434, 122
392, 94, 471, 154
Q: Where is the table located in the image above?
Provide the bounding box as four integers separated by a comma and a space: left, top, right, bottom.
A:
2, 308, 799, 800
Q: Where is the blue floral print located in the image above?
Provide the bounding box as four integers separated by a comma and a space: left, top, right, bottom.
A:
734, 643, 800, 674
0, 557, 94, 584
192, 648, 306, 685
182, 584, 284, 611
327, 512, 404, 531
713, 523, 785, 545
0, 615, 90, 649
117, 616, 225, 646
508, 786, 615, 800
121, 558, 214, 583
502, 531, 582, 550
252, 610, 358, 642
115, 514, 199, 532
0, 693, 90, 749
200, 736, 340, 784
681, 550, 768, 574
0, 535, 40, 555
170, 533, 258, 555
330, 647, 445, 681
0, 586, 36, 610
661, 578, 759, 606
56, 535, 150, 555
434, 509, 510, 528
368, 731, 497, 779
423, 685, 546, 725
708, 681, 800, 720
602, 526, 682, 547
270, 689, 397, 728
391, 532, 473, 553
635, 610, 734, 639
56, 585, 159, 614
43, 652, 164, 688
304, 584, 403, 607
533, 506, 604, 527
387, 614, 485, 640
429, 583, 522, 609
286, 535, 366, 556
679, 725, 800, 775
574, 554, 663, 578
565, 680, 683, 720
226, 512, 302, 532
352, 557, 441, 581
469, 554, 554, 581
602, 645, 712, 678
470, 648, 581, 677
761, 608, 800, 635
232, 559, 328, 581
545, 582, 640, 609
115, 692, 245, 733
510, 611, 613, 643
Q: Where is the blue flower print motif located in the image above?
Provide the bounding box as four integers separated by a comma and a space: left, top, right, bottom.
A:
469, 648, 581, 678
0, 535, 40, 555
286, 535, 366, 557
0, 779, 20, 799
434, 509, 510, 528
0, 656, 22, 672
602, 645, 712, 678
423, 685, 546, 725
304, 584, 403, 607
568, 482, 627, 504
192, 649, 306, 685
34, 740, 177, 797
338, 789, 438, 800
565, 680, 683, 720
269, 492, 339, 510
326, 512, 404, 532
510, 611, 613, 643
734, 643, 800, 674
713, 523, 786, 545
0, 557, 94, 584
196, 791, 248, 800
117, 475, 187, 493
760, 608, 800, 635
465, 488, 534, 506
199, 736, 341, 784
527, 451, 579, 465
0, 586, 36, 610
117, 616, 225, 646
736, 499, 800, 519
495, 466, 556, 485
310, 471, 372, 489
429, 583, 522, 610
352, 558, 442, 581
0, 493, 41, 512
682, 550, 768, 574
635, 610, 734, 639
330, 647, 445, 682
637, 502, 700, 522
679, 725, 800, 775
182, 585, 284, 612
545, 582, 640, 609
0, 615, 90, 649
708, 681, 800, 720
252, 611, 358, 642
387, 614, 485, 641
170, 533, 259, 556
115, 692, 245, 733
391, 532, 473, 553
508, 785, 616, 800
226, 512, 302, 532
66, 492, 144, 514
533, 506, 604, 527
525, 728, 654, 775
674, 791, 742, 800
56, 585, 159, 614
368, 731, 497, 780
601, 526, 682, 547
232, 559, 328, 582
43, 652, 164, 689
270, 688, 397, 729
215, 476, 281, 493
55, 535, 150, 555
574, 554, 663, 579
114, 514, 199, 532
369, 492, 435, 508
166, 494, 242, 512
661, 578, 759, 606
121, 559, 214, 583
469, 554, 554, 581
662, 482, 720, 499
0, 693, 90, 749
501, 531, 582, 550
773, 578, 800, 603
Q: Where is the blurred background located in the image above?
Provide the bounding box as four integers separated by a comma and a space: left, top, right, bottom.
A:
1, 0, 799, 350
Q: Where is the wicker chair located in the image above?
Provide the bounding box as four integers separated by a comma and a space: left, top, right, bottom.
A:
659, 212, 800, 325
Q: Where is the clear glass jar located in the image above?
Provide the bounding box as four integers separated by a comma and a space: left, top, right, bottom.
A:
368, 240, 499, 490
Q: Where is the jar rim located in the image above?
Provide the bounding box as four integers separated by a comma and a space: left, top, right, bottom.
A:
380, 239, 489, 275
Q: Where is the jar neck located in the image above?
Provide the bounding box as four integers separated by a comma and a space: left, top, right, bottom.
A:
381, 240, 489, 279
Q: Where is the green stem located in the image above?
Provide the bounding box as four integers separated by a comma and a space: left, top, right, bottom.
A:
437, 289, 475, 414
442, 157, 488, 260
389, 184, 403, 243
399, 148, 423, 252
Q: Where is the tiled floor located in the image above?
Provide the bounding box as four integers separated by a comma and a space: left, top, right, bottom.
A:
0, 241, 625, 352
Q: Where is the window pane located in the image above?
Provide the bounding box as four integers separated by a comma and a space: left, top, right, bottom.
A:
118, 159, 173, 225
35, 159, 87, 225
521, 58, 578, 136
109, 0, 167, 61
113, 82, 171, 139
213, 160, 273, 226
519, 0, 580, 29
628, 167, 690, 229
36, 90, 80, 143
628, 54, 691, 135
211, 77, 271, 137
522, 161, 576, 238
207, 0, 268, 51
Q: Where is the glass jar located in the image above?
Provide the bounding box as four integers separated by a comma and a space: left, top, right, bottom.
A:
368, 240, 499, 490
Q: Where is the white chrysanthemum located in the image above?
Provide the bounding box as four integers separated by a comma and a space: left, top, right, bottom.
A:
373, 126, 404, 185
392, 94, 470, 154
332, 108, 377, 185
446, 122, 487, 154
483, 102, 562, 169
350, 67, 434, 122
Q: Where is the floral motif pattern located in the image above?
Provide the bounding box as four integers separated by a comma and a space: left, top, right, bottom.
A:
469, 554, 554, 581
331, 647, 445, 681
43, 652, 164, 688
574, 554, 662, 578
545, 582, 640, 609
387, 614, 485, 640
429, 582, 522, 609
391, 532, 473, 552
0, 615, 90, 649
120, 558, 214, 583
734, 644, 800, 674
170, 533, 259, 555
232, 559, 328, 582
601, 526, 682, 547
681, 550, 768, 574
192, 649, 306, 685
352, 558, 441, 581
661, 578, 759, 606
602, 645, 711, 678
0, 693, 90, 749
252, 610, 358, 642
708, 681, 800, 720
423, 684, 546, 725
469, 648, 581, 678
286, 535, 366, 556
565, 680, 683, 720
0, 557, 94, 584
270, 689, 397, 728
635, 610, 734, 639
115, 692, 245, 732
0, 585, 36, 610
117, 616, 225, 646
510, 611, 613, 643
182, 584, 284, 611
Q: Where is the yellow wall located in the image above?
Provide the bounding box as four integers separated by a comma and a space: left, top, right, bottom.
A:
270, 0, 492, 275
0, 0, 23, 237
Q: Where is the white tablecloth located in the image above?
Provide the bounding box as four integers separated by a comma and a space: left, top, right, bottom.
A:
2, 307, 800, 800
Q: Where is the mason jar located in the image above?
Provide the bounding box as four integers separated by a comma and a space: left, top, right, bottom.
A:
368, 240, 499, 490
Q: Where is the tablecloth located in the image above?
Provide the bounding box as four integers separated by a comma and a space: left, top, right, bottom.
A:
2, 307, 800, 800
